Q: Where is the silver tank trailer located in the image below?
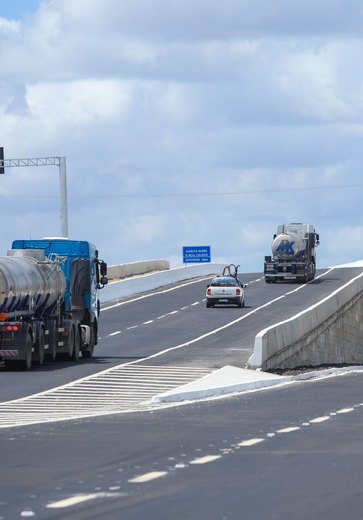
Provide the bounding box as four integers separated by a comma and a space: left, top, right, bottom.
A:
0, 249, 66, 314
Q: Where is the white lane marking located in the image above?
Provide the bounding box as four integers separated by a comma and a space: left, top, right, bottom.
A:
190, 455, 222, 464
157, 315, 166, 319
127, 325, 138, 329
168, 311, 178, 315
128, 471, 168, 483
102, 277, 213, 311
337, 408, 354, 414
246, 278, 262, 285
310, 416, 330, 424
47, 492, 123, 509
180, 306, 188, 310
134, 272, 332, 363
238, 438, 265, 447
143, 320, 154, 325
276, 427, 300, 433
109, 331, 121, 336
191, 302, 199, 306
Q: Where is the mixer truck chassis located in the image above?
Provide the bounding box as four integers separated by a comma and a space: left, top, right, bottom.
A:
264, 223, 319, 283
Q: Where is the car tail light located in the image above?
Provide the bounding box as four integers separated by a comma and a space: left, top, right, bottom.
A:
207, 288, 212, 295
236, 288, 241, 295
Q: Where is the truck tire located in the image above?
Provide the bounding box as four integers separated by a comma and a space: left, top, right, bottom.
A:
82, 323, 95, 358
17, 333, 32, 371
67, 326, 74, 360
34, 325, 45, 365
72, 326, 81, 361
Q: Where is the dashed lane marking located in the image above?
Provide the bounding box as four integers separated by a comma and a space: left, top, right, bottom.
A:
190, 455, 222, 464
128, 471, 168, 483
276, 426, 301, 433
337, 408, 354, 414
309, 416, 330, 424
47, 493, 125, 509
238, 438, 265, 447
0, 365, 212, 429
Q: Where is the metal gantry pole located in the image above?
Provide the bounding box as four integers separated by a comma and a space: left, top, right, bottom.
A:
59, 157, 68, 237
1, 155, 69, 238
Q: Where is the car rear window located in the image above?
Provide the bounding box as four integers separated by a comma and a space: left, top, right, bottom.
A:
211, 277, 238, 287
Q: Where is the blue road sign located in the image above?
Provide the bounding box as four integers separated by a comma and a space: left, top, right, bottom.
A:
183, 246, 211, 264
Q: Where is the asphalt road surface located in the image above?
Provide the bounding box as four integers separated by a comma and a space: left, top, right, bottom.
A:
1, 266, 361, 403
1, 369, 363, 519
1, 266, 363, 519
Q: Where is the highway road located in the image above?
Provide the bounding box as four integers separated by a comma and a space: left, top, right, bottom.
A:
1, 266, 363, 518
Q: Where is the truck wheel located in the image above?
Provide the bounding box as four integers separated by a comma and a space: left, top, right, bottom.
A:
34, 328, 45, 365
72, 326, 81, 361
67, 326, 74, 360
82, 324, 95, 358
18, 333, 32, 371
45, 321, 57, 361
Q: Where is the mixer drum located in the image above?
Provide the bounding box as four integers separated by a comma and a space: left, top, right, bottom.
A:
271, 232, 306, 260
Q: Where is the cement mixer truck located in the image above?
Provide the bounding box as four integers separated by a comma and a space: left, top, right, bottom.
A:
0, 238, 108, 370
264, 223, 320, 283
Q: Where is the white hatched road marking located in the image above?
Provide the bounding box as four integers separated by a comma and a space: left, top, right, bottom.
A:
0, 365, 211, 428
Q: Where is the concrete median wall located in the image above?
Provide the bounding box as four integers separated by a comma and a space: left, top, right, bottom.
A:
107, 260, 170, 280
248, 272, 363, 370
100, 263, 225, 303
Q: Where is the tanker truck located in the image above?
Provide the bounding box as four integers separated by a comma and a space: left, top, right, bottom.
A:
264, 223, 320, 283
0, 238, 108, 370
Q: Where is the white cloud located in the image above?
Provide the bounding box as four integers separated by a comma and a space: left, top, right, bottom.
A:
1, 0, 363, 271
25, 80, 132, 124
0, 17, 20, 34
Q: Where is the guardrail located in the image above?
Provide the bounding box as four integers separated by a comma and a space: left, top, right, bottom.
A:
248, 271, 363, 370
100, 263, 225, 303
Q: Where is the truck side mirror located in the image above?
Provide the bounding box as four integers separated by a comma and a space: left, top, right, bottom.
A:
100, 261, 107, 276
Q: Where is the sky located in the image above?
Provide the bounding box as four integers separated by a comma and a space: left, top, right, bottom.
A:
1, 0, 363, 272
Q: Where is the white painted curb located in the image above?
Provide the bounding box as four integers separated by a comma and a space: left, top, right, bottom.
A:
152, 365, 363, 403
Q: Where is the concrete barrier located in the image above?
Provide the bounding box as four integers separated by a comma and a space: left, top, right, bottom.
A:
100, 263, 225, 303
107, 260, 170, 280
248, 271, 363, 370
